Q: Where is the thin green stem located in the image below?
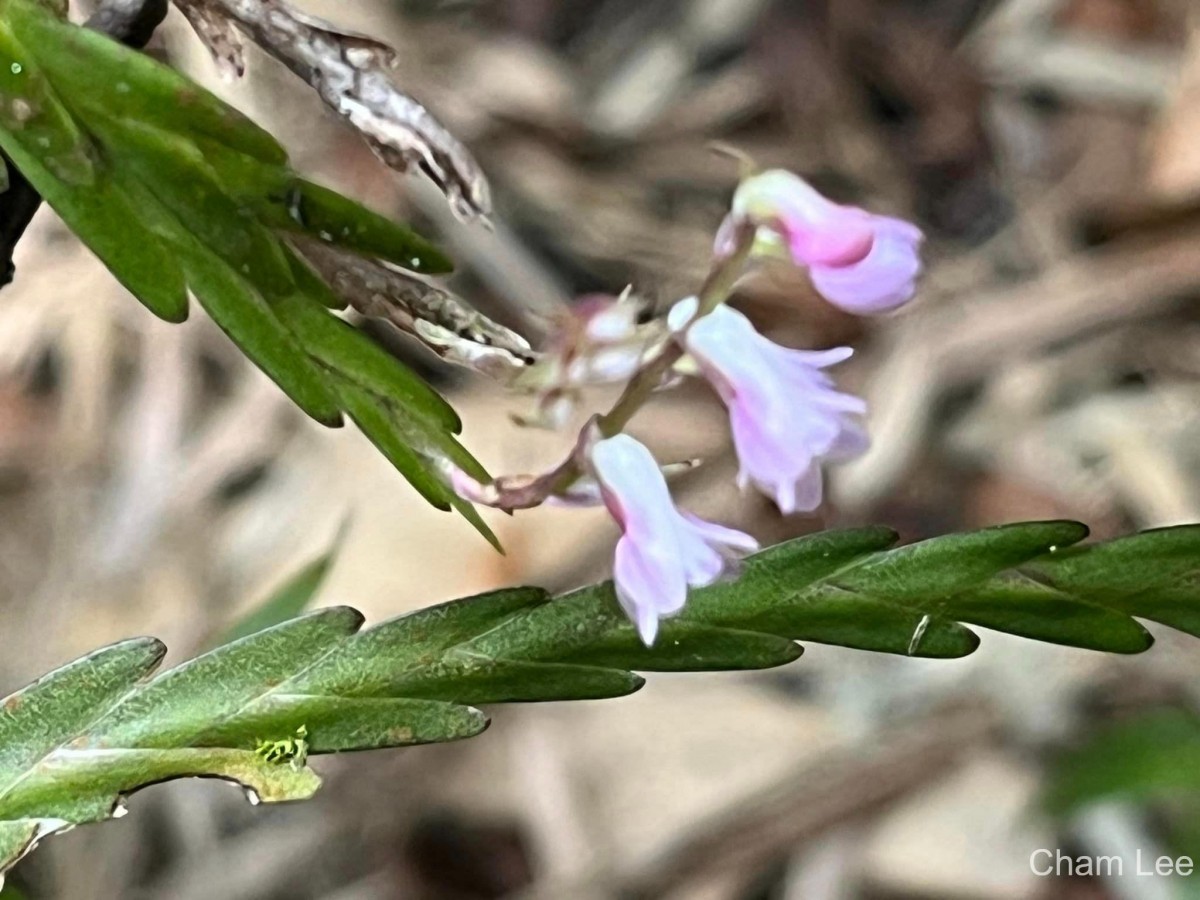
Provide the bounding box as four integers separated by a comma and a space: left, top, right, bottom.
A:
596, 224, 755, 437
475, 223, 757, 508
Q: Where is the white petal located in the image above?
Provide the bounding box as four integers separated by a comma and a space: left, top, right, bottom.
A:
679, 511, 760, 554
614, 534, 686, 646
666, 296, 700, 333
792, 466, 824, 513
635, 603, 660, 646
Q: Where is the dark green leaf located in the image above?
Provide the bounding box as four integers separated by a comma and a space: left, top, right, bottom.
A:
0, 0, 491, 537
1, 522, 1199, 877
1043, 711, 1200, 816
10, 2, 283, 164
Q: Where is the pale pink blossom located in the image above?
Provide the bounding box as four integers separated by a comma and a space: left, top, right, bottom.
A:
515, 291, 660, 428
716, 169, 923, 314
447, 434, 758, 643
588, 434, 758, 645
669, 297, 867, 515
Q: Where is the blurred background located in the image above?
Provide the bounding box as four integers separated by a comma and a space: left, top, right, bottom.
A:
3, 0, 1200, 897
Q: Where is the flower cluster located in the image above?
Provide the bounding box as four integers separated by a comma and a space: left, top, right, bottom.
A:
511, 288, 661, 429
448, 169, 924, 644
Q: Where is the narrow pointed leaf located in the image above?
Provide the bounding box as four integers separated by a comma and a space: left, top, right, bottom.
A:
2, 523, 1199, 879
0, 0, 486, 535
215, 545, 341, 646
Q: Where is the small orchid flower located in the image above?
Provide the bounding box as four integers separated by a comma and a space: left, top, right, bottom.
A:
444, 434, 757, 645
715, 169, 924, 314
669, 297, 867, 515
515, 290, 662, 429
588, 434, 759, 645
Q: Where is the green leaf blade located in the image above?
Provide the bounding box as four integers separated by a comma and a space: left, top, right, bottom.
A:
0, 639, 165, 799
216, 546, 341, 646
2, 522, 1198, 878
1043, 711, 1200, 816
94, 608, 363, 750
194, 695, 489, 753
943, 578, 1154, 653
10, 1, 284, 165
832, 520, 1090, 604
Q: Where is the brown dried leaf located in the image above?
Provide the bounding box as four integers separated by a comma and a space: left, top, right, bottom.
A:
175, 1, 246, 78
293, 236, 532, 380
175, 0, 491, 218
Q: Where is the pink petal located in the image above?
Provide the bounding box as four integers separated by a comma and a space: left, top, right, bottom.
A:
613, 533, 686, 645
674, 303, 868, 515
679, 511, 761, 555
736, 171, 874, 267
589, 433, 757, 643
809, 217, 924, 314
783, 205, 874, 267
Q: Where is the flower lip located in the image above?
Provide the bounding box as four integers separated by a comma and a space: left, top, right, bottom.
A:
809, 216, 924, 314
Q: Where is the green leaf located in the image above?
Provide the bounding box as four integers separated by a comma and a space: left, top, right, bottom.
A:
0, 129, 189, 321
214, 544, 341, 647
84, 111, 295, 295
677, 528, 979, 657
3, 521, 1198, 878
0, 19, 94, 186
0, 0, 489, 538
0, 639, 165, 785
0, 19, 186, 321
1042, 712, 1200, 816
271, 262, 461, 434
10, 1, 283, 164
1040, 709, 1200, 878
200, 138, 452, 276
1026, 526, 1200, 637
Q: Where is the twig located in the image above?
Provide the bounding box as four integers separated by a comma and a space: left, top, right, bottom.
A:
84, 0, 170, 48
173, 0, 490, 219
0, 163, 40, 288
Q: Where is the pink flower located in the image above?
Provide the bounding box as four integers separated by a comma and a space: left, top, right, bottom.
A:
716, 169, 924, 314
442, 433, 756, 644
588, 434, 759, 645
669, 298, 867, 515
514, 291, 660, 429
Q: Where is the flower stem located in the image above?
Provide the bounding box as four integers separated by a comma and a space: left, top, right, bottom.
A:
467, 223, 756, 509
596, 222, 755, 437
